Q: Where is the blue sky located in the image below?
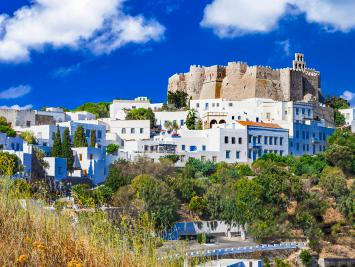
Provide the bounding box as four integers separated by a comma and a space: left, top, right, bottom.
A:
0, 0, 354, 110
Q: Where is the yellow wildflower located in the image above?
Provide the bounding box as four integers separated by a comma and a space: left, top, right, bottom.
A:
67, 259, 84, 267
16, 254, 27, 265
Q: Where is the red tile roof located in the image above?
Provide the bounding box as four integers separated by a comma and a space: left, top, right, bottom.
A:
236, 120, 283, 129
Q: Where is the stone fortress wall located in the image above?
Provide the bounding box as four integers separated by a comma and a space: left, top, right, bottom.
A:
168, 53, 323, 103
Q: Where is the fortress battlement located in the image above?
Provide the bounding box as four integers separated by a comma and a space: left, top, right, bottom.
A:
168, 53, 323, 103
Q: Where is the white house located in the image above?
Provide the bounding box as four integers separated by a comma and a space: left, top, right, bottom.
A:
154, 111, 188, 130
14, 125, 67, 148
0, 132, 23, 151
339, 107, 355, 127
43, 157, 67, 180
57, 121, 106, 148
0, 108, 36, 128
35, 107, 66, 123
99, 118, 150, 147
72, 147, 107, 184
110, 97, 163, 119
65, 111, 96, 121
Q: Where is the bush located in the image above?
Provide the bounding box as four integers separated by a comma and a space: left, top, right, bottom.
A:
300, 250, 312, 267
106, 144, 119, 155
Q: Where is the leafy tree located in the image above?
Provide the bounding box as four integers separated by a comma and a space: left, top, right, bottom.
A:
319, 166, 348, 199
236, 164, 254, 176
93, 185, 113, 206
184, 158, 216, 177
71, 184, 95, 208
20, 131, 37, 144
0, 125, 16, 137
325, 95, 350, 127
188, 196, 207, 216
89, 129, 96, 148
126, 108, 156, 128
105, 160, 132, 191
51, 126, 62, 157
0, 116, 7, 126
339, 183, 355, 225
73, 126, 88, 147
160, 154, 180, 164
0, 151, 20, 176
62, 128, 74, 172
31, 147, 49, 180
106, 144, 119, 155
275, 258, 291, 267
74, 102, 111, 118
300, 250, 313, 267
209, 162, 240, 183
167, 91, 188, 109
131, 174, 179, 228
186, 109, 197, 130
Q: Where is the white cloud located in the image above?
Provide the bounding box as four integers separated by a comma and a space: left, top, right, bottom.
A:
276, 39, 291, 56
0, 85, 31, 99
341, 90, 355, 102
201, 0, 355, 37
52, 63, 82, 78
201, 0, 289, 37
0, 0, 165, 62
0, 104, 33, 110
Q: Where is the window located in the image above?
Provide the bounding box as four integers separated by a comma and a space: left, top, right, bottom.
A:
212, 156, 217, 162
306, 144, 309, 151
180, 120, 184, 126
140, 128, 144, 134
181, 145, 185, 151
26, 121, 31, 127
90, 154, 93, 160
269, 137, 273, 145
256, 117, 259, 122
205, 103, 209, 110
280, 150, 284, 156
16, 143, 20, 151
231, 137, 236, 144
190, 146, 197, 152
296, 143, 300, 151
232, 116, 235, 120
79, 154, 83, 161
202, 145, 206, 151
266, 113, 271, 119
274, 137, 278, 145
224, 136, 229, 144
248, 135, 252, 143
236, 151, 240, 159
248, 149, 252, 159
196, 103, 200, 108
303, 144, 305, 151
302, 108, 305, 115
229, 103, 233, 107
97, 130, 102, 139
308, 109, 311, 116
280, 137, 283, 146
226, 150, 231, 159
86, 129, 90, 137
296, 130, 299, 138
122, 128, 126, 134
258, 136, 261, 144
296, 108, 299, 115
238, 137, 242, 144
237, 116, 241, 120
264, 149, 268, 154
131, 128, 135, 134
264, 136, 268, 144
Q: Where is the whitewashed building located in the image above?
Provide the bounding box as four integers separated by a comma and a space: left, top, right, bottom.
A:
43, 157, 67, 180
65, 111, 96, 121
154, 111, 188, 130
110, 97, 163, 120
339, 107, 355, 132
71, 147, 107, 184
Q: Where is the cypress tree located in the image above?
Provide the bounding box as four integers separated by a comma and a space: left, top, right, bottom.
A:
89, 129, 96, 148
51, 126, 63, 157
62, 128, 74, 172
73, 126, 88, 147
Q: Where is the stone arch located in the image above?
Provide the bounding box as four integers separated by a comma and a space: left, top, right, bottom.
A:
210, 120, 218, 128
219, 120, 226, 124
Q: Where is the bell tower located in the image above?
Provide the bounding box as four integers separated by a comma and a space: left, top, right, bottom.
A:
293, 53, 306, 71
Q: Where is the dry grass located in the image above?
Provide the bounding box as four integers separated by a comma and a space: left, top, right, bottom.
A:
0, 178, 180, 266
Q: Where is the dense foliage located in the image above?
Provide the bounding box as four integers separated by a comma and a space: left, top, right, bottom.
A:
125, 108, 155, 128
51, 126, 62, 157
74, 102, 111, 118
20, 131, 37, 144
325, 95, 350, 127
0, 116, 16, 137
167, 91, 189, 109
0, 151, 20, 175
106, 143, 119, 155
73, 126, 88, 148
